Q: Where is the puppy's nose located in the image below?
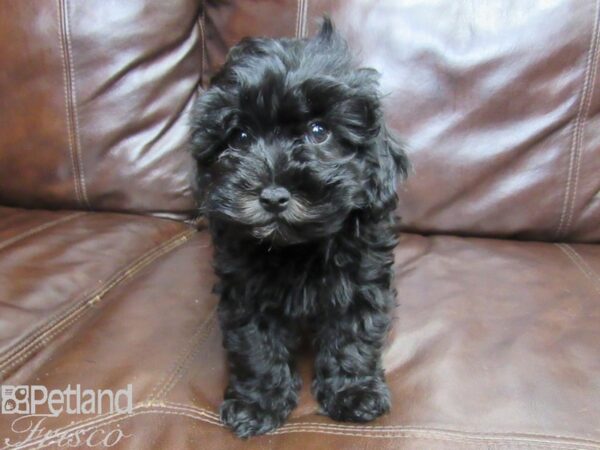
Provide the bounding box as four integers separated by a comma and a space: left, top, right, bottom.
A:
259, 186, 290, 213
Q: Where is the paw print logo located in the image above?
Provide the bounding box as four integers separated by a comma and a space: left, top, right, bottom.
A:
1, 386, 30, 414
3, 399, 15, 412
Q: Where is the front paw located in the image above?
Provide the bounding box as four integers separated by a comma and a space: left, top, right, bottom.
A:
220, 398, 289, 438
315, 377, 391, 422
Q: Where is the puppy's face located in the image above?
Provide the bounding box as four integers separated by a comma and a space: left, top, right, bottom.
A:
191, 20, 408, 245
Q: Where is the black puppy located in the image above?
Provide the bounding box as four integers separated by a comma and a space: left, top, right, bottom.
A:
190, 19, 409, 438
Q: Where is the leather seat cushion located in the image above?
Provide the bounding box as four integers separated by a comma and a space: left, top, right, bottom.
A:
0, 208, 599, 449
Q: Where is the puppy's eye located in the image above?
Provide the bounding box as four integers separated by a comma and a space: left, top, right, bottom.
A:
305, 121, 330, 144
228, 129, 252, 150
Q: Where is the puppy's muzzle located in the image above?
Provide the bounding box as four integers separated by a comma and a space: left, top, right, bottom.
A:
259, 186, 290, 213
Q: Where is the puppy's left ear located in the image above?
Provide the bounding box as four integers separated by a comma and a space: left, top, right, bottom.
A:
363, 123, 410, 218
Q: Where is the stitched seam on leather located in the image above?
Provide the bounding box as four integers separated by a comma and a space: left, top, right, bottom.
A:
146, 308, 217, 402
62, 0, 90, 208
9, 401, 600, 449
556, 244, 600, 294
0, 229, 195, 378
302, 0, 309, 38
275, 425, 599, 442
149, 315, 216, 400
564, 0, 600, 236
163, 401, 600, 444
556, 244, 600, 295
295, 0, 301, 38
296, 0, 308, 38
567, 245, 600, 285
0, 230, 194, 378
9, 404, 600, 450
271, 428, 598, 449
295, 0, 308, 38
556, 0, 600, 238
0, 212, 85, 252
198, 0, 206, 88
0, 229, 194, 374
163, 401, 220, 420
57, 0, 81, 206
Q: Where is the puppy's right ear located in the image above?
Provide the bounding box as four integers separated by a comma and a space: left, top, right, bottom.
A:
310, 16, 347, 56
316, 16, 335, 42
211, 37, 271, 87
189, 88, 231, 166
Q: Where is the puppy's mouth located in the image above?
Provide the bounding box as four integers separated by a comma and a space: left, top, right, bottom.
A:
208, 191, 350, 245
250, 220, 305, 246
249, 212, 348, 246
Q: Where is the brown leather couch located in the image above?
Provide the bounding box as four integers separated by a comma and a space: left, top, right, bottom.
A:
1, 1, 599, 449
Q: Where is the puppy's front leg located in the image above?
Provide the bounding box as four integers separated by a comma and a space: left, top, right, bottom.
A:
218, 303, 301, 438
312, 295, 392, 422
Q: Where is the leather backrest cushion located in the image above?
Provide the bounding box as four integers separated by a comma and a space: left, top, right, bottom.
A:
0, 0, 201, 218
202, 0, 600, 242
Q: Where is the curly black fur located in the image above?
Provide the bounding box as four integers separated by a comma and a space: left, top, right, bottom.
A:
190, 18, 409, 438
